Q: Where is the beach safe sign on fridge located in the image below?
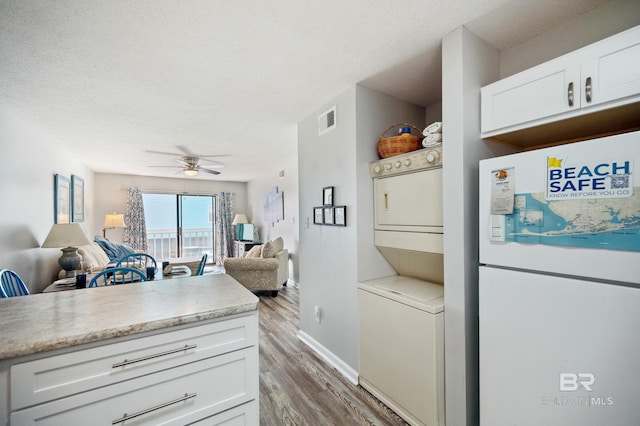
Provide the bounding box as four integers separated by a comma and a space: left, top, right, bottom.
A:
488, 145, 640, 253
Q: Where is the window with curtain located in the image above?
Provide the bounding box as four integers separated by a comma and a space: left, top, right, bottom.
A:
142, 193, 216, 261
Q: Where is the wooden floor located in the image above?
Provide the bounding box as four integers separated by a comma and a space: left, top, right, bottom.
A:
257, 285, 408, 426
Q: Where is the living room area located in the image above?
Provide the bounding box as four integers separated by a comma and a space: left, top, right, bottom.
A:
3, 1, 638, 424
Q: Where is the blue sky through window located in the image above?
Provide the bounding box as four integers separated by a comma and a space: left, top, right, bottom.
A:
143, 194, 214, 229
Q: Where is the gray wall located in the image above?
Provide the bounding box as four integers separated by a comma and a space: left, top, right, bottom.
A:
297, 84, 424, 371
0, 107, 96, 293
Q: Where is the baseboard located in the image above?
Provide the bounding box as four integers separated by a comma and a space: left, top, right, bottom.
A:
286, 279, 299, 288
296, 330, 359, 385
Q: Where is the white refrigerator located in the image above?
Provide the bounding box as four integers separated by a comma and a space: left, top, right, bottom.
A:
478, 131, 640, 425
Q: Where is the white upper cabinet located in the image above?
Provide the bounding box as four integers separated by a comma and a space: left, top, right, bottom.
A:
481, 25, 640, 140
581, 26, 640, 110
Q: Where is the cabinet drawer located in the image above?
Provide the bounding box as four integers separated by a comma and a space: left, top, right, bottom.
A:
186, 400, 258, 425
11, 346, 258, 425
11, 313, 257, 410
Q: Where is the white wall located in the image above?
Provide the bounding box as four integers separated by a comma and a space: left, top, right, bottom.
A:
298, 84, 424, 372
442, 26, 500, 426
0, 107, 95, 293
246, 139, 299, 283
499, 0, 640, 78
93, 173, 249, 244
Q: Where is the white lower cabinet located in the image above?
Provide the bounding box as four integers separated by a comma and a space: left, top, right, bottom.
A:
5, 313, 259, 425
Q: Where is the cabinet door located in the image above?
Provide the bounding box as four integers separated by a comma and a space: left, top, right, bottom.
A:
481, 56, 581, 135
581, 25, 640, 111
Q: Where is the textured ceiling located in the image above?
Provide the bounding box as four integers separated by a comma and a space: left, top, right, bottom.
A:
0, 0, 607, 182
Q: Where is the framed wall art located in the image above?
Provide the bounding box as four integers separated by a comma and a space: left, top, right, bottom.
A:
324, 206, 334, 225
71, 175, 85, 222
334, 206, 347, 226
313, 207, 324, 224
54, 174, 71, 224
323, 186, 334, 206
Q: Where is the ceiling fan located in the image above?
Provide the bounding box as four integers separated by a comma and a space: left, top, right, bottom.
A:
146, 146, 227, 176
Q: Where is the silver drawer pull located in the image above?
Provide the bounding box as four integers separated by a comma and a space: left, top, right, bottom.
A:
585, 76, 592, 103
112, 344, 197, 368
567, 82, 574, 107
112, 392, 197, 425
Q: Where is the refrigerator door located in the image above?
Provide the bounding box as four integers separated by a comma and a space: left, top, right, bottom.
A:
480, 266, 640, 425
479, 131, 640, 284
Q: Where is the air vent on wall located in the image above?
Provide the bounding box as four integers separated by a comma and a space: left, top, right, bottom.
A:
318, 105, 337, 136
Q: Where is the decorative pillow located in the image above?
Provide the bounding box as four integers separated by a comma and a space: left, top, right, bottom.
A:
78, 242, 111, 267
244, 245, 263, 258
94, 236, 136, 262
261, 237, 284, 258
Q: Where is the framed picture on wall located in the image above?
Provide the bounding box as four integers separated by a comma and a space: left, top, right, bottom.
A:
334, 206, 347, 226
313, 207, 324, 224
71, 175, 85, 223
324, 206, 334, 225
54, 174, 71, 224
323, 186, 334, 206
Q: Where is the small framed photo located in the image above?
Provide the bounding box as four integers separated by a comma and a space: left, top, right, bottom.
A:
324, 206, 334, 225
334, 206, 346, 226
71, 175, 85, 223
323, 186, 334, 206
313, 207, 324, 224
54, 174, 71, 224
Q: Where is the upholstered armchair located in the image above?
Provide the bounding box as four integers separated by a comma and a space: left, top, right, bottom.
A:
223, 237, 289, 296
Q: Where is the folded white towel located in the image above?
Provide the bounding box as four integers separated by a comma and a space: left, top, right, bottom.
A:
423, 121, 443, 135
422, 133, 442, 147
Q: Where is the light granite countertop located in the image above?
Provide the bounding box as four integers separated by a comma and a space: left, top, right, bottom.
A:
0, 273, 259, 360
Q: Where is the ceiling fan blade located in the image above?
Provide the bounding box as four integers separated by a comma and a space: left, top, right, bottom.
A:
200, 168, 221, 175
175, 159, 191, 166
196, 154, 230, 159
145, 150, 184, 156
176, 145, 197, 156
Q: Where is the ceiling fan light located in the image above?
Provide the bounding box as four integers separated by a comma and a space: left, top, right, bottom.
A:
184, 168, 198, 176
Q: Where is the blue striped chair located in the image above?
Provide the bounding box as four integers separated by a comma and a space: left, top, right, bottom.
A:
196, 254, 208, 276
88, 267, 147, 287
116, 253, 157, 273
0, 269, 30, 297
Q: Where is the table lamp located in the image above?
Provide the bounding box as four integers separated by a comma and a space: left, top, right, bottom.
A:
232, 214, 248, 240
103, 213, 126, 238
42, 223, 91, 278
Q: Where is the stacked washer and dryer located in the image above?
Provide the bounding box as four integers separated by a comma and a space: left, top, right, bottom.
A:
358, 146, 445, 426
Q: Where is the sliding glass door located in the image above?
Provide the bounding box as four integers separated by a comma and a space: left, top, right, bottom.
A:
143, 193, 215, 261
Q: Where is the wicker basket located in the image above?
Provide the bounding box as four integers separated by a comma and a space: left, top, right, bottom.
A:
377, 123, 422, 159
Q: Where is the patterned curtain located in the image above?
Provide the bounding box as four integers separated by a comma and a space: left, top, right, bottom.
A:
215, 192, 234, 265
123, 187, 148, 252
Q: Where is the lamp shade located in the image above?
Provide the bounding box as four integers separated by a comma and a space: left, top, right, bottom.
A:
103, 213, 126, 228
232, 214, 248, 225
42, 223, 91, 248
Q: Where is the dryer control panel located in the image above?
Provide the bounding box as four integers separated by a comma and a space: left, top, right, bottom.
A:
369, 147, 442, 178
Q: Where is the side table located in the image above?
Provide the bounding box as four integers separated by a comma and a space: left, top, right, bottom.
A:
233, 241, 260, 258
